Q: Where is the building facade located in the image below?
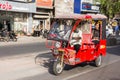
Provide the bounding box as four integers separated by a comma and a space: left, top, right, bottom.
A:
0, 0, 53, 36
54, 0, 100, 17
0, 0, 100, 36
0, 0, 36, 35
32, 0, 53, 32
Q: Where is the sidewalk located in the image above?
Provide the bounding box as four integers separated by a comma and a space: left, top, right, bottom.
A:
0, 36, 46, 46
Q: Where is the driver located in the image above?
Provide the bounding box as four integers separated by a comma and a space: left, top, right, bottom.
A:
70, 25, 82, 53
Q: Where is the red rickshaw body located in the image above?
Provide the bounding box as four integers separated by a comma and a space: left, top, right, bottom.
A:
46, 14, 107, 66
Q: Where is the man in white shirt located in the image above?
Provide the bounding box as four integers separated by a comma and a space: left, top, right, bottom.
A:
70, 26, 82, 53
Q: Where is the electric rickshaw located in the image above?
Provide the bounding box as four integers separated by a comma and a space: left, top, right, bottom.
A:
46, 14, 107, 75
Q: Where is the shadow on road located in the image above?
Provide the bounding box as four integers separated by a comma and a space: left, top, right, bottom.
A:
34, 52, 95, 75
34, 52, 55, 75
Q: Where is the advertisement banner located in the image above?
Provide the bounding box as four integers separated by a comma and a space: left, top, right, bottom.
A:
36, 0, 53, 8
82, 2, 92, 10
81, 0, 100, 12
5, 0, 35, 2
55, 0, 74, 17
0, 1, 36, 13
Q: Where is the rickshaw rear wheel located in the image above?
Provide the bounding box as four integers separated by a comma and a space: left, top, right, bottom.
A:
53, 59, 65, 75
94, 55, 102, 67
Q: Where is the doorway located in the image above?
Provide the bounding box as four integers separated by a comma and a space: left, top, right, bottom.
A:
0, 18, 13, 32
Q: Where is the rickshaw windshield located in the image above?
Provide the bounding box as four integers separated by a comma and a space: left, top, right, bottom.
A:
80, 20, 91, 34
47, 19, 75, 41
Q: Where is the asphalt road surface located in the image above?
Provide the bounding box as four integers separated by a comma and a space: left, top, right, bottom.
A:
16, 45, 120, 80
0, 42, 49, 58
0, 42, 120, 80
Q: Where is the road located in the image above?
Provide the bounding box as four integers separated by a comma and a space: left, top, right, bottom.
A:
18, 60, 120, 80
0, 42, 120, 80
15, 45, 120, 80
0, 42, 49, 58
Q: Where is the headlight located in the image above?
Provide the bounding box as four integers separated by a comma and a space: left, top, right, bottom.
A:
55, 42, 61, 48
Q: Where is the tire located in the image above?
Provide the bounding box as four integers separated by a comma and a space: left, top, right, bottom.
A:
53, 59, 64, 75
94, 55, 102, 67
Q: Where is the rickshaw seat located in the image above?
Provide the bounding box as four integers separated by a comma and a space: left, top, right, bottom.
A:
81, 34, 94, 50
82, 34, 92, 44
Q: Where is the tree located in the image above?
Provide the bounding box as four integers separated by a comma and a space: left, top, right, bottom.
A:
100, 0, 120, 19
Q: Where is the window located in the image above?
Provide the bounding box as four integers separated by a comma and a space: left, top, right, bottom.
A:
80, 21, 91, 34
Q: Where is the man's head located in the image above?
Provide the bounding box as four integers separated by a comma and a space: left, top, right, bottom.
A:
66, 20, 72, 26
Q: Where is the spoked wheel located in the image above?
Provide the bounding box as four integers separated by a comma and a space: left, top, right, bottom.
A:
53, 59, 65, 75
94, 55, 102, 67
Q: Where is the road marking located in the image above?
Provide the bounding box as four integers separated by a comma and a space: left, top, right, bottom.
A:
63, 58, 120, 80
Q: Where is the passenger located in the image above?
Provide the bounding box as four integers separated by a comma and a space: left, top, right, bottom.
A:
92, 22, 100, 44
115, 23, 119, 37
70, 25, 82, 53
63, 20, 72, 40
64, 20, 72, 33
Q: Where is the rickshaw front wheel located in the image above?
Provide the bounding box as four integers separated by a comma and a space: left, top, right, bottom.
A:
53, 60, 64, 75
94, 55, 102, 67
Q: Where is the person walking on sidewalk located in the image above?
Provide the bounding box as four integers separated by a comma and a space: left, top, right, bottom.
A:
115, 23, 119, 37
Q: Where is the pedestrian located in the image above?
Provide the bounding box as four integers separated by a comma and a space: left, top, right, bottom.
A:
115, 23, 119, 37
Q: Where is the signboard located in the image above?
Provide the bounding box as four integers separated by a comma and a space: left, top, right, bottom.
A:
0, 2, 12, 10
91, 5, 99, 11
5, 0, 35, 2
81, 0, 100, 12
82, 0, 93, 4
74, 0, 100, 14
82, 2, 92, 10
0, 1, 36, 13
55, 0, 74, 17
36, 0, 53, 8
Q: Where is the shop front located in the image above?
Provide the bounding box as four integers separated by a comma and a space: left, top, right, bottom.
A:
0, 11, 14, 31
0, 1, 36, 36
32, 0, 53, 35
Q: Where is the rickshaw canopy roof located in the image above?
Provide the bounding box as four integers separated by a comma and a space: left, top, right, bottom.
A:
55, 14, 107, 20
